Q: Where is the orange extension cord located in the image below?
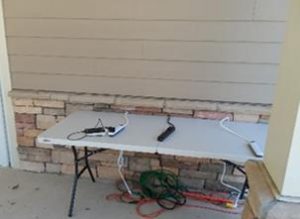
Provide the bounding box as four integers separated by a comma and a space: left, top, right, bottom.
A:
106, 191, 242, 219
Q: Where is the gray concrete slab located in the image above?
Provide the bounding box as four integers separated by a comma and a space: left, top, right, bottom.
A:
0, 168, 241, 219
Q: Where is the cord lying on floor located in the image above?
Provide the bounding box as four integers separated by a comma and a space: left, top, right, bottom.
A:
107, 168, 243, 219
117, 150, 133, 195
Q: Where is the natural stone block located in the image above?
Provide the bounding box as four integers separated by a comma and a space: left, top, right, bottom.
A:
129, 157, 150, 172
180, 177, 205, 190
135, 106, 162, 114
43, 108, 65, 116
50, 92, 69, 101
175, 156, 201, 164
161, 158, 180, 168
94, 103, 111, 111
123, 170, 136, 179
234, 114, 259, 123
13, 98, 33, 106
199, 162, 233, 174
18, 147, 51, 162
16, 122, 35, 131
24, 129, 43, 138
10, 90, 39, 99
115, 96, 164, 108
162, 167, 179, 175
16, 114, 36, 135
135, 152, 161, 159
46, 163, 61, 173
61, 164, 97, 178
89, 151, 120, 166
36, 115, 56, 129
56, 116, 65, 123
110, 105, 136, 112
36, 91, 52, 99
61, 164, 74, 175
194, 111, 233, 120
16, 127, 24, 137
165, 100, 217, 111
180, 169, 217, 180
15, 113, 35, 124
10, 90, 50, 99
97, 166, 121, 180
70, 94, 115, 104
52, 149, 76, 164
19, 160, 45, 173
14, 106, 42, 114
124, 151, 135, 157
34, 100, 64, 108
66, 104, 93, 115
150, 159, 161, 169
218, 103, 271, 115
17, 136, 35, 147
163, 108, 193, 116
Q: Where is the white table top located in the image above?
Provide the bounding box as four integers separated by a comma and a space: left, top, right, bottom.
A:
38, 111, 268, 163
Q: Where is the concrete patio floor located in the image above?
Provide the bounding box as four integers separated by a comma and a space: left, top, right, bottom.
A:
0, 168, 242, 219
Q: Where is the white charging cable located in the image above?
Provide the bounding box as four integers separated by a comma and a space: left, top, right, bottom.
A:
219, 117, 251, 142
123, 111, 129, 126
220, 161, 241, 208
219, 117, 263, 157
117, 150, 133, 195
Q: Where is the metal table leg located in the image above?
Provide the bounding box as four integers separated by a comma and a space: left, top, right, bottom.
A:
68, 146, 106, 217
68, 146, 79, 217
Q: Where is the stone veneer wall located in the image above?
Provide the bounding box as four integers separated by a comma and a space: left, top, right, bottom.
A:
10, 89, 271, 190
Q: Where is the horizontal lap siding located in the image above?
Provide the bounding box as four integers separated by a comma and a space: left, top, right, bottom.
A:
9, 56, 278, 84
4, 0, 288, 103
5, 19, 285, 43
7, 38, 281, 63
4, 0, 256, 20
12, 73, 275, 103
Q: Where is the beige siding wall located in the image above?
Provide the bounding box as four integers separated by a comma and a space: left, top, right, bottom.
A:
4, 0, 288, 103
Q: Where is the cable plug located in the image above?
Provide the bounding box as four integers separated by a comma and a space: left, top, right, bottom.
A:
225, 202, 237, 209
248, 141, 264, 157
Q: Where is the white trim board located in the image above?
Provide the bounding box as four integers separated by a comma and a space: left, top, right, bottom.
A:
0, 0, 19, 167
0, 85, 9, 166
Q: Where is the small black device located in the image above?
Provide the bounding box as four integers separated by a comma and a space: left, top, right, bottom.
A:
83, 127, 106, 134
157, 116, 176, 142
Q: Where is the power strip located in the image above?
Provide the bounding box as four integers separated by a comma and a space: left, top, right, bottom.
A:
248, 141, 264, 157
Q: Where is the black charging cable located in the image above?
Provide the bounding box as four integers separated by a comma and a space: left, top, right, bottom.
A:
67, 117, 106, 141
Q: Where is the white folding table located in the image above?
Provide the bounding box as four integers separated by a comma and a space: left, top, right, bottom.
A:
38, 111, 268, 217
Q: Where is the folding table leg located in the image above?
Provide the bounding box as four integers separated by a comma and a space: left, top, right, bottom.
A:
240, 178, 248, 199
68, 146, 79, 217
68, 146, 104, 217
84, 147, 96, 182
